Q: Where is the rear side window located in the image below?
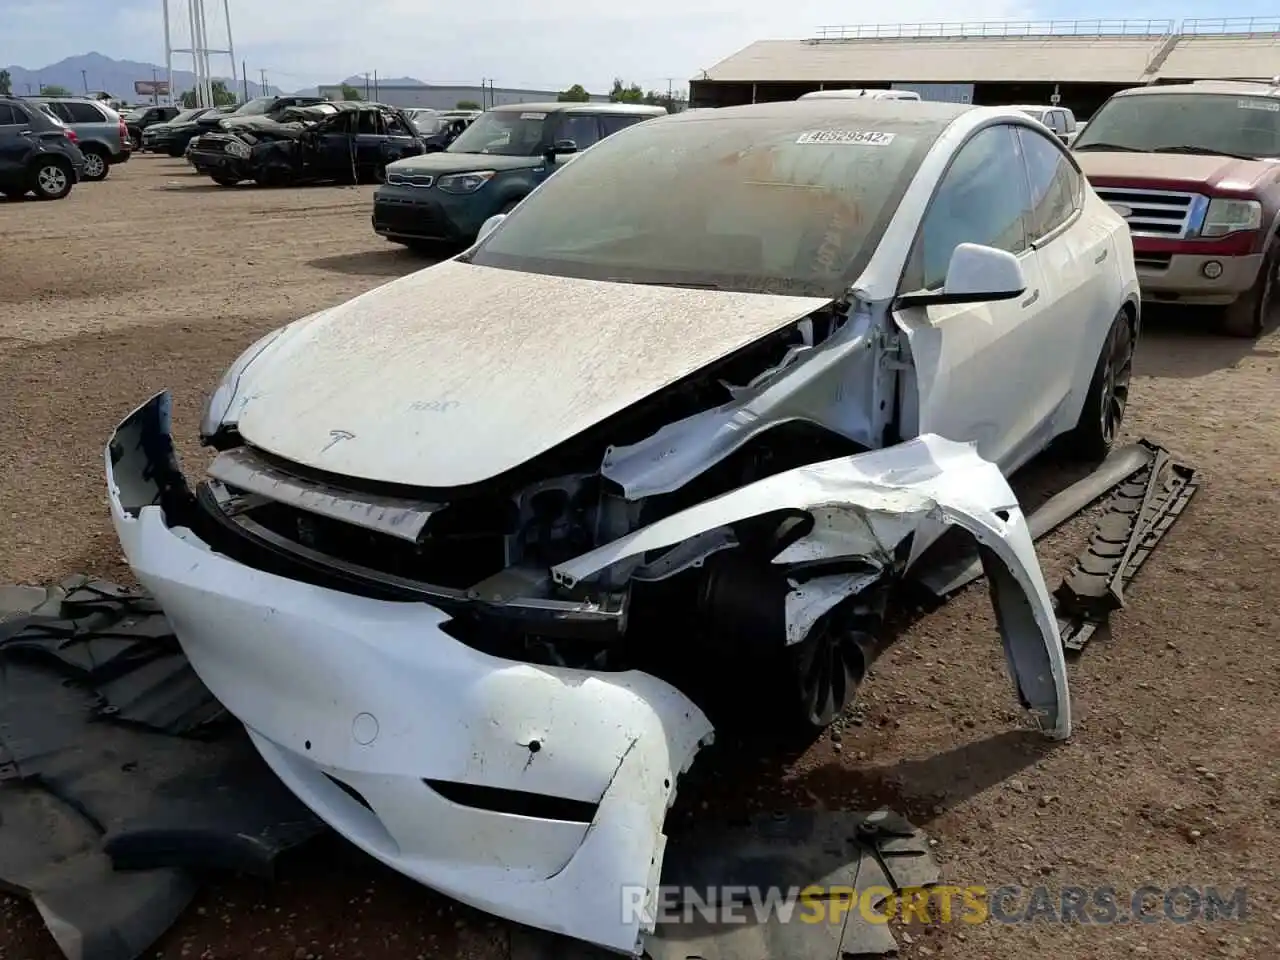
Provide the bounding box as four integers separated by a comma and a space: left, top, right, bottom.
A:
0, 104, 20, 125
599, 115, 645, 137
1017, 127, 1082, 242
62, 102, 106, 123
557, 114, 600, 150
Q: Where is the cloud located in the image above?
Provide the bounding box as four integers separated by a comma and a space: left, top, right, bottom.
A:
18, 0, 1034, 92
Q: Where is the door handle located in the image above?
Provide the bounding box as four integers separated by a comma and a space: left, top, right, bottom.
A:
1094, 248, 1108, 264
1021, 289, 1040, 308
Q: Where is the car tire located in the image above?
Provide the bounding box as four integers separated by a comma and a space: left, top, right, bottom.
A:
1221, 244, 1278, 339
81, 148, 110, 182
29, 158, 74, 200
1062, 307, 1135, 461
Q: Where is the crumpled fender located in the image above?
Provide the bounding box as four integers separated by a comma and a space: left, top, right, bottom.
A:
555, 434, 1071, 740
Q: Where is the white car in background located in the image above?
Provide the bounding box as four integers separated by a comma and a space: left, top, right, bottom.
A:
106, 100, 1138, 955
799, 87, 922, 101
1007, 103, 1078, 144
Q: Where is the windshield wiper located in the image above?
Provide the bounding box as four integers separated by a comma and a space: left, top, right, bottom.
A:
607, 277, 722, 290
1072, 142, 1146, 153
1153, 144, 1259, 161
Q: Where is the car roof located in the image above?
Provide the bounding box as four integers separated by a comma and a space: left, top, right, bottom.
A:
1114, 80, 1280, 99
490, 101, 666, 115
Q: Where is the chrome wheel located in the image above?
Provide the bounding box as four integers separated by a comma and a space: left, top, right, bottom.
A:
82, 153, 105, 179
1099, 315, 1134, 446
36, 164, 69, 196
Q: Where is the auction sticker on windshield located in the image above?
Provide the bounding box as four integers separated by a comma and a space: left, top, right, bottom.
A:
796, 130, 896, 146
521, 112, 548, 120
1237, 99, 1280, 112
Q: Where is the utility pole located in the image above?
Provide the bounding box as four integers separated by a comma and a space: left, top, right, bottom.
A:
223, 0, 237, 100
152, 67, 160, 104
242, 60, 248, 101
373, 70, 379, 101
364, 72, 371, 99
81, 69, 89, 94
259, 68, 268, 94
162, 0, 173, 105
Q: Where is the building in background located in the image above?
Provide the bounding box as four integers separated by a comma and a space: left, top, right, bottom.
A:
689, 17, 1280, 119
318, 82, 610, 109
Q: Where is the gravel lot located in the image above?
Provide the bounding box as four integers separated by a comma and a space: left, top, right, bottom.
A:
1, 157, 1277, 960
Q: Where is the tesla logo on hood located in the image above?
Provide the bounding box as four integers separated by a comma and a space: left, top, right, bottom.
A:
320, 429, 355, 453
1108, 203, 1134, 219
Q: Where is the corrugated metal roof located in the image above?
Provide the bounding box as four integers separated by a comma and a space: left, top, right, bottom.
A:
698, 37, 1168, 84
697, 32, 1280, 86
1157, 36, 1280, 79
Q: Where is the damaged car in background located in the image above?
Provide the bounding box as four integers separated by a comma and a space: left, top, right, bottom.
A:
106, 99, 1139, 955
190, 101, 425, 186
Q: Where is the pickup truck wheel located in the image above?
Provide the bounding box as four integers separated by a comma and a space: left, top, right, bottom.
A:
81, 149, 109, 182
30, 158, 73, 200
1063, 307, 1134, 461
1221, 246, 1278, 338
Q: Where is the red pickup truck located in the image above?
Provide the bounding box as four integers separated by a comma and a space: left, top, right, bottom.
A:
1074, 80, 1280, 338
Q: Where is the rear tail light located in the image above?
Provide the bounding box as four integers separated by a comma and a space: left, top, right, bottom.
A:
119, 118, 131, 148
64, 129, 79, 144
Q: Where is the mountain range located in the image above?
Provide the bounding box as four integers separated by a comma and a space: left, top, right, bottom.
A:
1, 52, 430, 101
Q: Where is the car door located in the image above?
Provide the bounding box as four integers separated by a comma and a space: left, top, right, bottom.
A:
380, 110, 422, 162
0, 103, 35, 183
1015, 125, 1108, 434
894, 122, 1057, 473
1016, 125, 1119, 431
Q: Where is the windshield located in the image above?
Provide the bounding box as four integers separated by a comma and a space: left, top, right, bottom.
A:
409, 111, 443, 134
467, 113, 940, 297
448, 110, 549, 156
229, 97, 274, 117
170, 109, 202, 123
1073, 92, 1280, 159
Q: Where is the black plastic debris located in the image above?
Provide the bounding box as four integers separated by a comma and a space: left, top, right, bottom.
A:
0, 576, 325, 960
1055, 445, 1199, 651
510, 810, 940, 960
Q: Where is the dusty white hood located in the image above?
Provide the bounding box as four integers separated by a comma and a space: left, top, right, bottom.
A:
234, 260, 831, 489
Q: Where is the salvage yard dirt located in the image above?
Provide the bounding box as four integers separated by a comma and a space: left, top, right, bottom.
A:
1, 158, 1277, 960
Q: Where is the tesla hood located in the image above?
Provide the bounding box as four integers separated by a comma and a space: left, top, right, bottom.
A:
232, 260, 832, 489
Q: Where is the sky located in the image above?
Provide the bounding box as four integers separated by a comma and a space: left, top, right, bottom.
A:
4, 0, 1278, 94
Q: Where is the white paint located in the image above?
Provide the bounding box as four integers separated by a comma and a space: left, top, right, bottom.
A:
554, 434, 1071, 740
106, 430, 713, 955
231, 260, 830, 489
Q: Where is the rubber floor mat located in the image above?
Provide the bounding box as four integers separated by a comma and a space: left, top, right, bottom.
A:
510, 809, 940, 959
0, 576, 326, 960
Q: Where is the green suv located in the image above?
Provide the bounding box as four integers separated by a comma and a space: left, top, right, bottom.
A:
373, 101, 666, 248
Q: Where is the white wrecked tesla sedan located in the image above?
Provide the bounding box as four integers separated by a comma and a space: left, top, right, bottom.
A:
107, 100, 1138, 953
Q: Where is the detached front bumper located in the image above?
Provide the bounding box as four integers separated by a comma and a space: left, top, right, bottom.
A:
105, 394, 713, 955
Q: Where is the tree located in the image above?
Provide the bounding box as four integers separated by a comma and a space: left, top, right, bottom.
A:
0, 70, 11, 96
180, 80, 238, 108
40, 84, 73, 96
339, 84, 363, 101
456, 99, 480, 110
609, 78, 644, 104
558, 84, 589, 102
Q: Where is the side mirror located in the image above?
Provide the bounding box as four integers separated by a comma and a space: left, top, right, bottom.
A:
894, 243, 1027, 309
543, 139, 578, 162
477, 213, 506, 242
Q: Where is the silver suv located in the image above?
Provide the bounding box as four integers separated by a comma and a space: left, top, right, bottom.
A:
29, 97, 130, 181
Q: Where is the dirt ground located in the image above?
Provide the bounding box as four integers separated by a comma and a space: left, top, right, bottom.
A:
1, 157, 1277, 960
